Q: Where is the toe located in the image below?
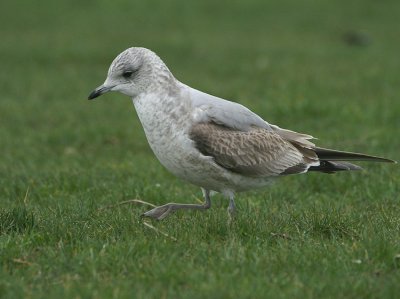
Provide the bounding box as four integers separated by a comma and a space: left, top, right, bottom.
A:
142, 205, 172, 220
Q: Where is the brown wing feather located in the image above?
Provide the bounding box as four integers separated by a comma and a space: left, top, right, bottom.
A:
190, 123, 318, 177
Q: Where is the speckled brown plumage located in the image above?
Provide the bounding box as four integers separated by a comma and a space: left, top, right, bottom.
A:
190, 123, 319, 177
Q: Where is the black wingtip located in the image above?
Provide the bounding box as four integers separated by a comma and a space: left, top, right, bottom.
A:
314, 147, 397, 164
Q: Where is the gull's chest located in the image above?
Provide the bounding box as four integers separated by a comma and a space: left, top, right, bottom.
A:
133, 95, 191, 144
132, 95, 199, 176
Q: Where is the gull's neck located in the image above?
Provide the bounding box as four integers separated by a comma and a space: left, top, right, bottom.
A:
133, 80, 191, 132
139, 53, 180, 95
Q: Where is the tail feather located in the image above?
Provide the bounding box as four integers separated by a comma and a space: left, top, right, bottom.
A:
309, 161, 362, 174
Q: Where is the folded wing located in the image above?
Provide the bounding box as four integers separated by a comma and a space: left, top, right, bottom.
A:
190, 123, 319, 177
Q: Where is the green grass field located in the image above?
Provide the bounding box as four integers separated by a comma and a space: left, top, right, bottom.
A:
1, 0, 399, 298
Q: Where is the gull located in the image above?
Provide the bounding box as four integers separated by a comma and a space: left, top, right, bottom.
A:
88, 47, 396, 220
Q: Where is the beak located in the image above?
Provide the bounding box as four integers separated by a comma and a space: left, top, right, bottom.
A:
88, 85, 114, 100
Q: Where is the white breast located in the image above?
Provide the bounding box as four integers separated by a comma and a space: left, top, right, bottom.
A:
133, 93, 203, 177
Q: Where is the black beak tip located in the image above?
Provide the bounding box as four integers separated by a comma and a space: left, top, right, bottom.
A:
88, 90, 100, 100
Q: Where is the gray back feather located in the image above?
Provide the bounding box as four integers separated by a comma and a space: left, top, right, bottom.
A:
188, 87, 271, 131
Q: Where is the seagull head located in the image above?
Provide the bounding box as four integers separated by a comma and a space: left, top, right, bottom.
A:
88, 47, 174, 100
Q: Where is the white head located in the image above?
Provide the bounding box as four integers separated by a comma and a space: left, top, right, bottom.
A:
88, 47, 175, 100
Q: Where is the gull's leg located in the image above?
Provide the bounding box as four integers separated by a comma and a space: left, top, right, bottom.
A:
228, 194, 236, 219
143, 188, 211, 220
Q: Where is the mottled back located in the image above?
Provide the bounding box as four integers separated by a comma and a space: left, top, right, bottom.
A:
190, 123, 319, 177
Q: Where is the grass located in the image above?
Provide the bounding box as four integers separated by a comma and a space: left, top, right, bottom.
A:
1, 0, 400, 298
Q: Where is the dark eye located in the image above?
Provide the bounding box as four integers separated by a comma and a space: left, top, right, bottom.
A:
122, 70, 134, 78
